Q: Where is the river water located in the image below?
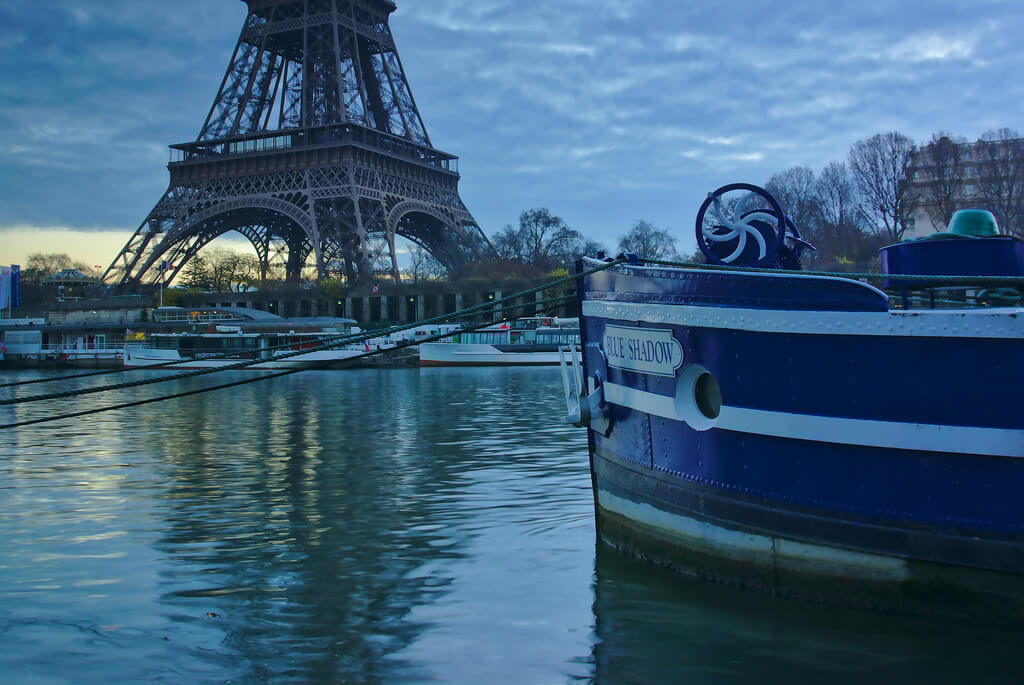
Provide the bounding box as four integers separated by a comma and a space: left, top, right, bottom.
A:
0, 367, 1020, 683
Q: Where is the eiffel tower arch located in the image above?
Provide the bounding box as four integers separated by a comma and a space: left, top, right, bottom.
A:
102, 0, 492, 291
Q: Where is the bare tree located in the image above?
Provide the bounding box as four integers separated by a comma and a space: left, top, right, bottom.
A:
918, 132, 967, 230
408, 244, 447, 282
204, 248, 259, 292
848, 131, 916, 242
561, 237, 608, 267
765, 166, 820, 231
520, 208, 581, 269
492, 224, 529, 263
491, 208, 585, 271
181, 255, 210, 290
616, 220, 679, 260
816, 162, 858, 228
976, 128, 1024, 238
807, 161, 874, 268
23, 253, 93, 283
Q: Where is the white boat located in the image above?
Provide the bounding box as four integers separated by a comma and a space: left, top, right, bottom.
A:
357, 323, 464, 350
418, 317, 580, 366
0, 326, 124, 368
124, 325, 363, 370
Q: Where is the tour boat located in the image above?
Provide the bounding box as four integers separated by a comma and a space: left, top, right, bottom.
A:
124, 325, 364, 370
418, 316, 580, 366
563, 184, 1024, 621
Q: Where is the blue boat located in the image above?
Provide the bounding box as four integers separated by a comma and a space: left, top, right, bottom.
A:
563, 184, 1024, 621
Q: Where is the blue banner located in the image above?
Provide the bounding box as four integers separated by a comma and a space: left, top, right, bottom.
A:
10, 264, 19, 308
0, 266, 9, 309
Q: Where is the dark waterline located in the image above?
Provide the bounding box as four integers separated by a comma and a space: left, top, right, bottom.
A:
0, 367, 1020, 683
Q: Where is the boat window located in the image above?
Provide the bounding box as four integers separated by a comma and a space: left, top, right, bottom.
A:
536, 331, 580, 345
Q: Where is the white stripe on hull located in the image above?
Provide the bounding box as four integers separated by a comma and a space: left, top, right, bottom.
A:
584, 300, 1024, 339
602, 381, 1024, 457
596, 486, 910, 582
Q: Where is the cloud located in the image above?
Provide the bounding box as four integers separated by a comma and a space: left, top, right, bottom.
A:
888, 33, 976, 62
1, 0, 1022, 260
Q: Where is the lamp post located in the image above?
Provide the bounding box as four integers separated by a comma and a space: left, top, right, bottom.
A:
158, 261, 168, 307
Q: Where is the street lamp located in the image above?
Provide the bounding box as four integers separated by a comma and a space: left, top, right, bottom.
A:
158, 261, 169, 307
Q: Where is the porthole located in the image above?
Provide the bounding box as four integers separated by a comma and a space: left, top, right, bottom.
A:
694, 372, 722, 420
672, 364, 723, 431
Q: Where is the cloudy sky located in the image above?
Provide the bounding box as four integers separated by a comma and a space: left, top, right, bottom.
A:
2, 0, 1023, 267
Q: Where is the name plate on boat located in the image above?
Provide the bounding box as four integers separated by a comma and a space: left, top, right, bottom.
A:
603, 325, 684, 377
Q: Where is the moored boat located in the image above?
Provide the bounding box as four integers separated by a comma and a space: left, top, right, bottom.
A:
419, 316, 579, 366
124, 325, 363, 370
564, 184, 1024, 621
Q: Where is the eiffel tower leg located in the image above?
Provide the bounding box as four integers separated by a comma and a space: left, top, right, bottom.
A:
303, 171, 328, 280
313, 238, 327, 280
352, 198, 372, 284
285, 231, 307, 283
386, 231, 401, 284
101, 194, 174, 289
257, 229, 270, 285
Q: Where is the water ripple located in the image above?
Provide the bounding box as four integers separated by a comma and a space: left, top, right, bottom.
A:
2, 367, 1016, 683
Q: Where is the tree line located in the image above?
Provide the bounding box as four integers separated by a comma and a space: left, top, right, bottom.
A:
445, 210, 682, 282
18, 253, 98, 284
474, 128, 1024, 277
177, 248, 263, 291
22, 127, 1022, 295
763, 128, 1024, 271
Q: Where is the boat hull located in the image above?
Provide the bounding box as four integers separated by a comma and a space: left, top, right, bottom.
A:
418, 343, 574, 366
579, 261, 1024, 620
123, 347, 361, 370
593, 447, 1024, 622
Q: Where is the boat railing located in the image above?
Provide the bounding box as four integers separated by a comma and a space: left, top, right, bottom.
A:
636, 258, 1023, 310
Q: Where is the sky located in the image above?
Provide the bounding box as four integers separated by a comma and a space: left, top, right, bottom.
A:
2, 0, 1023, 269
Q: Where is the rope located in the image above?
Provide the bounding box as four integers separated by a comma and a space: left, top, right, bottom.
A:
0, 366, 132, 390
0, 258, 603, 409
0, 319, 435, 389
0, 258, 619, 392
0, 289, 567, 407
0, 314, 451, 389
4, 251, 1017, 429
642, 258, 1024, 285
0, 294, 576, 430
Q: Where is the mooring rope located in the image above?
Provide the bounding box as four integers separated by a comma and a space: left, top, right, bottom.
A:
4, 252, 1020, 426
642, 258, 1024, 285
0, 293, 576, 430
0, 290, 570, 407
1, 308, 475, 389
7, 255, 1017, 393
0, 257, 622, 397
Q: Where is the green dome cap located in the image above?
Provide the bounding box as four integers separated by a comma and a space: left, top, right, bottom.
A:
948, 209, 999, 237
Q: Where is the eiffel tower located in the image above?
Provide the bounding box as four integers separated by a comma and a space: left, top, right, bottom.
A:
102, 0, 491, 290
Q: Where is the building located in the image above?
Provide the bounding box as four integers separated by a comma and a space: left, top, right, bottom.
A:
906, 134, 1024, 239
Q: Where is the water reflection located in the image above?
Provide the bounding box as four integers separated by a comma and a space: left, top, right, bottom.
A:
3, 367, 1021, 683
144, 370, 473, 682
588, 536, 1023, 684
136, 367, 591, 682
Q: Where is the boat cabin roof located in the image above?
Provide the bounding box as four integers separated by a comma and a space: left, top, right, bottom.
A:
153, 306, 356, 327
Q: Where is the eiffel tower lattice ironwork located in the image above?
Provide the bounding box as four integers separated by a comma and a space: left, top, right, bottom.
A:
102, 0, 491, 290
